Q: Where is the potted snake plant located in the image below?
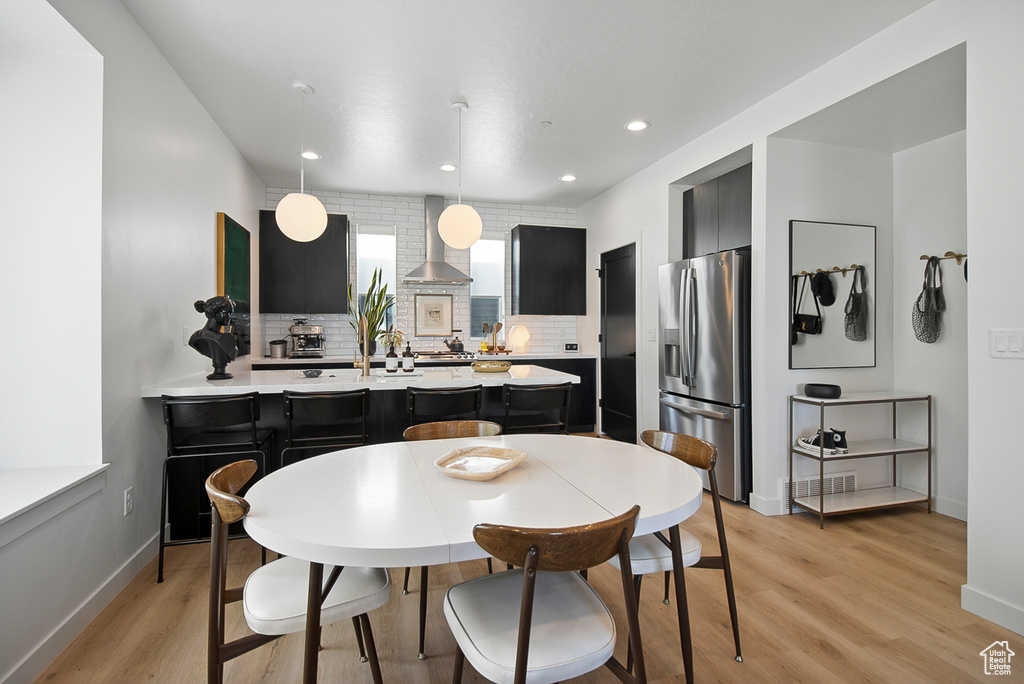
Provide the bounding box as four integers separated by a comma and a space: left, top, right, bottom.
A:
347, 268, 394, 356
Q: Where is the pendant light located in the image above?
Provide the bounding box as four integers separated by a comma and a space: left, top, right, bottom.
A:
276, 82, 328, 242
438, 99, 482, 250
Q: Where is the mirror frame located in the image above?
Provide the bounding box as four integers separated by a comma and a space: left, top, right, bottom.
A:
789, 219, 876, 369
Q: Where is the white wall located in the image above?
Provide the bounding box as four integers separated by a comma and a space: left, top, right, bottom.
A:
766, 139, 895, 494
893, 131, 968, 520
0, 3, 102, 469
579, 0, 1024, 635
1, 1, 266, 681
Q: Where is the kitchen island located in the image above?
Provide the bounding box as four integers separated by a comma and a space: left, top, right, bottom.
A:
145, 364, 582, 544
141, 364, 579, 397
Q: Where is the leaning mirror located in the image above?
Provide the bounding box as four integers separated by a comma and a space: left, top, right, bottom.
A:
789, 220, 875, 369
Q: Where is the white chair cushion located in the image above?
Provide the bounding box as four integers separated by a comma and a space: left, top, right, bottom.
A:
243, 556, 391, 635
607, 527, 702, 575
444, 569, 615, 684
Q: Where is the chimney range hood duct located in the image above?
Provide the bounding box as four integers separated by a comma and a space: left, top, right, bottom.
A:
403, 195, 473, 284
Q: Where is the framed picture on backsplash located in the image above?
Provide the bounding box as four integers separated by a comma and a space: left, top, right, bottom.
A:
414, 294, 453, 337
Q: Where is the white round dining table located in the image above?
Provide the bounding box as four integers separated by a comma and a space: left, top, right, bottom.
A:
242, 433, 704, 683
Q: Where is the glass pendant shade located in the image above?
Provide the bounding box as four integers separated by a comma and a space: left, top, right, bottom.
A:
276, 192, 328, 242
438, 203, 483, 249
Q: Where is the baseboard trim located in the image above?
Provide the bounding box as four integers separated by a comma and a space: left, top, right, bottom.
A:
1, 533, 159, 684
934, 495, 967, 522
962, 584, 1024, 638
749, 492, 784, 516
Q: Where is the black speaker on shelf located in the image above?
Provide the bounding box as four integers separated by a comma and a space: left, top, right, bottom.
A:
804, 383, 842, 399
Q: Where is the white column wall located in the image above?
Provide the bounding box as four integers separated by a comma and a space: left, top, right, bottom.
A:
893, 131, 968, 521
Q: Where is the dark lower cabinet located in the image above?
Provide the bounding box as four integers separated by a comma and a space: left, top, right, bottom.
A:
512, 224, 587, 315
259, 209, 349, 314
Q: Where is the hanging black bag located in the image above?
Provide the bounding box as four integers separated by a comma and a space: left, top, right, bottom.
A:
844, 266, 868, 342
912, 256, 945, 343
793, 273, 822, 335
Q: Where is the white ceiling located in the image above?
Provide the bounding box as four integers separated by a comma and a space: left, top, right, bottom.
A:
119, 0, 935, 207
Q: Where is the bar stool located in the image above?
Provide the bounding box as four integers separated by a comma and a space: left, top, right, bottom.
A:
406, 385, 483, 426
159, 392, 273, 583
281, 388, 370, 467
501, 382, 572, 434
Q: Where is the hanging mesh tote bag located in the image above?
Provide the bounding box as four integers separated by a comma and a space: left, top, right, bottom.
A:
844, 266, 868, 342
912, 256, 945, 343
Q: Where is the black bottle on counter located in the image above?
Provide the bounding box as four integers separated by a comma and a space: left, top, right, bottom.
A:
402, 343, 415, 372
385, 344, 399, 373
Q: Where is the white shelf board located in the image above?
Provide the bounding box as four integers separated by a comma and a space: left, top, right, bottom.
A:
793, 438, 929, 460
794, 486, 928, 515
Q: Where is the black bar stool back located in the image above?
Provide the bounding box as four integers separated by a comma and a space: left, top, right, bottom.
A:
281, 388, 370, 466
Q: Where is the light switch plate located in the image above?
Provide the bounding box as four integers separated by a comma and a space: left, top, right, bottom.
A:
990, 329, 1024, 359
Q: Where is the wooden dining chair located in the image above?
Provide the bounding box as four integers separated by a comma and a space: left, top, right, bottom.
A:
444, 505, 647, 684
402, 419, 502, 441
399, 418, 503, 660
501, 382, 572, 434
206, 460, 391, 684
608, 430, 742, 679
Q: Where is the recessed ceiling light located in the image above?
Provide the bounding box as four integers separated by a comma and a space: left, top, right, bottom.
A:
301, 151, 320, 160
560, 174, 577, 182
624, 120, 650, 132
440, 164, 457, 172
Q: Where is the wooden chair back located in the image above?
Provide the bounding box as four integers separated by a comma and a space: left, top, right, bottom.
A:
407, 385, 483, 425
205, 459, 257, 525
403, 420, 502, 441
640, 429, 716, 472
474, 504, 639, 573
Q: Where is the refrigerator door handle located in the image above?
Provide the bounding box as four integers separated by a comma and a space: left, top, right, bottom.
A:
659, 394, 730, 421
680, 268, 692, 385
686, 267, 698, 385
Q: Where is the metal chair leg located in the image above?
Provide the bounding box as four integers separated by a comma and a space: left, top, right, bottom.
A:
352, 616, 367, 662
158, 458, 169, 583
360, 613, 384, 684
663, 569, 671, 604
403, 566, 411, 595
418, 565, 429, 659
626, 573, 644, 673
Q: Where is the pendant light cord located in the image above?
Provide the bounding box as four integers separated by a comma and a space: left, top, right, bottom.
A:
299, 92, 306, 194
457, 104, 463, 204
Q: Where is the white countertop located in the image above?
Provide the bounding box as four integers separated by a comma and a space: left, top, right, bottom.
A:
142, 364, 580, 398
250, 352, 596, 365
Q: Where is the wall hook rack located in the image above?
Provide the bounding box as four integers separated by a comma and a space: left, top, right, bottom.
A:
919, 250, 967, 265
796, 264, 862, 278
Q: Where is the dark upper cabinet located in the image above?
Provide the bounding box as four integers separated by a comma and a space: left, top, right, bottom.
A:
259, 210, 349, 314
682, 163, 752, 258
512, 224, 586, 315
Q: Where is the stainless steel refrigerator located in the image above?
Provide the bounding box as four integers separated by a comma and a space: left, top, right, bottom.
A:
658, 249, 751, 501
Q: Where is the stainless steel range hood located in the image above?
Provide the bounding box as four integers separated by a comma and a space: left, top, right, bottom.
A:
403, 195, 473, 284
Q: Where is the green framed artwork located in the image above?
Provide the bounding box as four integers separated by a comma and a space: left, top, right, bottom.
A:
216, 212, 251, 355
217, 212, 250, 313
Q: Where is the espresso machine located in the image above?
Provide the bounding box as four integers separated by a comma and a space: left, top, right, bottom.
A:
289, 319, 326, 358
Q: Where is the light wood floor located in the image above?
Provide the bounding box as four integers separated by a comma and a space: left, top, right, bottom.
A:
35, 500, 1011, 683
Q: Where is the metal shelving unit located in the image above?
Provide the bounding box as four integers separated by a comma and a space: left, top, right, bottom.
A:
788, 392, 931, 528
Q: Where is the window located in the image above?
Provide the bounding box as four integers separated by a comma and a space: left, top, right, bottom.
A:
356, 226, 396, 328
470, 238, 504, 338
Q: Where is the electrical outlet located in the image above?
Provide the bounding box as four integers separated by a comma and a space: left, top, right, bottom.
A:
648, 328, 657, 342
123, 486, 134, 516
564, 343, 579, 352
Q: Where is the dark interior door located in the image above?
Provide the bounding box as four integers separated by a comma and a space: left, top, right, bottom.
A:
600, 243, 637, 442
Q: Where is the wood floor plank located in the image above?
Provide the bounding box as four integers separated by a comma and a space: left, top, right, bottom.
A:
33, 494, 1015, 684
